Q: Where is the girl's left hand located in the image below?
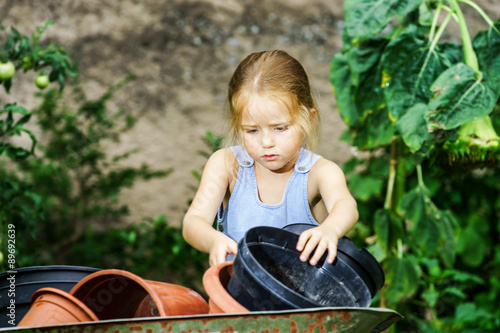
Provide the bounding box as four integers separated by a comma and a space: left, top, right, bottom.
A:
296, 225, 340, 265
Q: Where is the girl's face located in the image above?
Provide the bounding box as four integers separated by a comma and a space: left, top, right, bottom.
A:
240, 94, 303, 174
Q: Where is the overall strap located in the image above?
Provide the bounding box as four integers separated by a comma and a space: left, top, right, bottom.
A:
230, 145, 254, 168
294, 148, 322, 173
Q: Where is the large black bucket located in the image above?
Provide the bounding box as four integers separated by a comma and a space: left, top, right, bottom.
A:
227, 226, 384, 311
0, 265, 100, 327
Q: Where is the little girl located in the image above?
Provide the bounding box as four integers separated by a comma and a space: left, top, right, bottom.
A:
183, 50, 358, 267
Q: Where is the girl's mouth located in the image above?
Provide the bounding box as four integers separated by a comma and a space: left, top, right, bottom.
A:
263, 154, 278, 161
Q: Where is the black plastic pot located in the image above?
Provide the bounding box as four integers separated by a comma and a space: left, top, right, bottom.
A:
0, 265, 100, 327
283, 223, 385, 298
227, 226, 384, 311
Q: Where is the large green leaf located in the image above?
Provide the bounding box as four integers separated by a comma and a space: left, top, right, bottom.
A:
455, 303, 495, 325
398, 186, 424, 223
382, 31, 460, 122
346, 37, 388, 85
436, 210, 458, 268
399, 186, 440, 253
348, 39, 388, 125
456, 225, 487, 267
384, 256, 420, 303
330, 53, 361, 128
366, 154, 391, 178
396, 102, 433, 152
473, 21, 500, 88
399, 184, 459, 266
331, 39, 388, 130
350, 107, 396, 149
426, 63, 499, 131
348, 173, 385, 202
374, 208, 404, 252
418, 1, 435, 26
343, 0, 423, 48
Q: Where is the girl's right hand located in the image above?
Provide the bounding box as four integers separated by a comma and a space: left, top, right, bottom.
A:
209, 233, 238, 267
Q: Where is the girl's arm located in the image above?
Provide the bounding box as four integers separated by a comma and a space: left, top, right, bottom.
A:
182, 148, 238, 266
296, 158, 358, 265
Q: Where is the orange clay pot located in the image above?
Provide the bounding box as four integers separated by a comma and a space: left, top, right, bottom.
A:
18, 287, 98, 327
202, 261, 249, 314
70, 269, 208, 320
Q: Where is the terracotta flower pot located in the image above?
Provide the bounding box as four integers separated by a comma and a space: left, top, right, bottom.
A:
202, 261, 249, 314
70, 269, 208, 319
18, 287, 98, 327
0, 265, 100, 328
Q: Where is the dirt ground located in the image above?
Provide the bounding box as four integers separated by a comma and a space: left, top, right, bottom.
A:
1, 0, 499, 227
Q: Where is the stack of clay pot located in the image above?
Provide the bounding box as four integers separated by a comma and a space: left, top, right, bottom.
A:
18, 269, 209, 327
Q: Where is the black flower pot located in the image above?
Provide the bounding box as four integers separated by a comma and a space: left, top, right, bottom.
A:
282, 223, 385, 298
227, 226, 384, 311
0, 265, 100, 327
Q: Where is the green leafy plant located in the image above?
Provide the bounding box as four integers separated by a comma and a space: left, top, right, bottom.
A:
1, 21, 77, 269
332, 0, 500, 170
0, 21, 76, 92
331, 0, 500, 331
10, 74, 171, 265
1, 21, 76, 162
0, 22, 211, 296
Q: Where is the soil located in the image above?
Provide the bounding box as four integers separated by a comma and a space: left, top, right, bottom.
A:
1, 0, 499, 227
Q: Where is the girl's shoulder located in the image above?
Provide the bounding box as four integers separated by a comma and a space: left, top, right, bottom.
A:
207, 147, 237, 166
310, 156, 341, 170
205, 147, 239, 177
309, 157, 347, 184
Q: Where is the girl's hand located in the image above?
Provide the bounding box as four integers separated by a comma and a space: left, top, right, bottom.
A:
296, 225, 340, 266
209, 233, 238, 267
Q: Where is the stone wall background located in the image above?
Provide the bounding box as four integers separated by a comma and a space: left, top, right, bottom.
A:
1, 0, 498, 226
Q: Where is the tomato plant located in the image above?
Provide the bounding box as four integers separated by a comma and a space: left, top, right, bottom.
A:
0, 22, 192, 292
0, 21, 77, 93
331, 0, 500, 331
1, 21, 77, 161
1, 22, 78, 271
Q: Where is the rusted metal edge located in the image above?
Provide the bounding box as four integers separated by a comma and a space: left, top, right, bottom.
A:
0, 307, 403, 333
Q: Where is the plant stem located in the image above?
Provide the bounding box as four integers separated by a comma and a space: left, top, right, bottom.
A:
428, 4, 442, 43
421, 10, 452, 91
397, 239, 403, 259
384, 137, 397, 210
448, 0, 479, 71
395, 144, 407, 216
416, 164, 425, 188
428, 12, 452, 53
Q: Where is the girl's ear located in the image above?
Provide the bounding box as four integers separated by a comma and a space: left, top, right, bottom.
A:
309, 108, 317, 120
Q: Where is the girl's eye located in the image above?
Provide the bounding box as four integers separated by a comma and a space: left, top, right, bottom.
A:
274, 125, 288, 132
244, 128, 258, 134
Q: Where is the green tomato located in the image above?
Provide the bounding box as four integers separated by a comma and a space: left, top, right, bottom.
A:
35, 74, 50, 89
22, 56, 32, 70
0, 61, 16, 80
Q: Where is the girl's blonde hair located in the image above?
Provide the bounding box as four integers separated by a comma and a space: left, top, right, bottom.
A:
225, 50, 321, 151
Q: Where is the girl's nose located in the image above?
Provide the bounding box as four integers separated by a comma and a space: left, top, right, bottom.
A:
261, 131, 275, 148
